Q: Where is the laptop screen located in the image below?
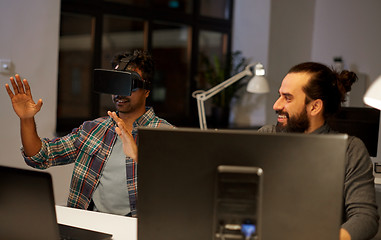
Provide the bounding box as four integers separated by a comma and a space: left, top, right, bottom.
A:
0, 166, 60, 240
0, 166, 113, 240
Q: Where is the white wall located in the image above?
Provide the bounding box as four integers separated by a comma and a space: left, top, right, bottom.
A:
266, 0, 316, 124
0, 0, 72, 205
232, 0, 271, 67
231, 0, 271, 127
312, 0, 381, 83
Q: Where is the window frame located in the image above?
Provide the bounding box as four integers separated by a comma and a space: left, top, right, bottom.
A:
57, 0, 234, 134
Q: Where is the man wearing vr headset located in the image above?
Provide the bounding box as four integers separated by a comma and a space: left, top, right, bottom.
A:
5, 49, 172, 217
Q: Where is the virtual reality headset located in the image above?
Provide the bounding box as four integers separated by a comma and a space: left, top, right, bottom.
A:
93, 69, 151, 96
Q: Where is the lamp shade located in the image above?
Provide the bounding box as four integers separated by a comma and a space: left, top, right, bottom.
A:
247, 75, 270, 93
246, 63, 270, 93
363, 75, 381, 110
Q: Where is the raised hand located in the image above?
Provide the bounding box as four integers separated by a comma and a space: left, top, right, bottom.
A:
108, 111, 138, 162
5, 74, 43, 119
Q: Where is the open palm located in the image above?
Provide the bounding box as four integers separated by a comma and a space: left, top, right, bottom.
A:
5, 75, 43, 119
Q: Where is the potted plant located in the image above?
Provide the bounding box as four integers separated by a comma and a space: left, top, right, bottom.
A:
198, 51, 249, 128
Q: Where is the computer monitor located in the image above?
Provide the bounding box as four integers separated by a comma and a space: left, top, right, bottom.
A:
137, 128, 348, 240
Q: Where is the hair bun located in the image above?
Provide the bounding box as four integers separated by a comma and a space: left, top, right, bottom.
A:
337, 70, 358, 94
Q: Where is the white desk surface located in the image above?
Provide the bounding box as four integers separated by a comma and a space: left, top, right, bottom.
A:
375, 177, 381, 185
56, 205, 137, 240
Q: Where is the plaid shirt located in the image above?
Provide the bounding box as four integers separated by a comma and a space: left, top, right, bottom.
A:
23, 107, 172, 217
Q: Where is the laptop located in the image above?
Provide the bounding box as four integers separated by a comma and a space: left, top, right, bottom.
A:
0, 165, 113, 240
137, 128, 348, 240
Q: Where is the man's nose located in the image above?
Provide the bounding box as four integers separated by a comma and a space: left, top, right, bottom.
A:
273, 97, 283, 111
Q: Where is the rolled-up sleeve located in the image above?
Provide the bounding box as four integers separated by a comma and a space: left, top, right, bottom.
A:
22, 128, 80, 169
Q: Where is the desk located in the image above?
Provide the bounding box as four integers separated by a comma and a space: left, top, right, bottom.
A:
56, 205, 137, 240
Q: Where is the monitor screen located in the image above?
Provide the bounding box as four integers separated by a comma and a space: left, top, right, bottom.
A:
137, 128, 348, 240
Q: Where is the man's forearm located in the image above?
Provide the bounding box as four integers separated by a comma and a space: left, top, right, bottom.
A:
20, 118, 42, 157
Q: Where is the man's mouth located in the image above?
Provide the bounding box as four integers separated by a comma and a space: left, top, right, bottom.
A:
114, 98, 130, 104
276, 111, 288, 123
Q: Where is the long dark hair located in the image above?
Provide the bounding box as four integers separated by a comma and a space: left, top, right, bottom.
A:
288, 62, 357, 118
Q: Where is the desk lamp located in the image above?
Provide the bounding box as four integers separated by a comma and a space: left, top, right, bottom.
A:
364, 75, 381, 110
192, 62, 269, 130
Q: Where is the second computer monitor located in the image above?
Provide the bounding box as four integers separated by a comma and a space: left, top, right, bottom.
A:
137, 128, 347, 240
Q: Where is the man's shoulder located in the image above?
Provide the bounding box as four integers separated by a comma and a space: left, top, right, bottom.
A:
258, 125, 276, 133
143, 107, 173, 128
149, 116, 173, 128
346, 135, 369, 155
324, 124, 368, 154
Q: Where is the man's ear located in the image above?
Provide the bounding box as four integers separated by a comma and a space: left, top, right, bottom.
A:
309, 99, 323, 116
145, 90, 150, 98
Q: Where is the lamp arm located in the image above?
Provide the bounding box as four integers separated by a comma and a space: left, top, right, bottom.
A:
192, 62, 258, 130
198, 63, 256, 101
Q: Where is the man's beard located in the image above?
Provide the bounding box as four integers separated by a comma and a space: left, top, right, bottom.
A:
275, 108, 310, 133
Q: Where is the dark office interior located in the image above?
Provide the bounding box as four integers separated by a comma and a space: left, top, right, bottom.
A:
1, 0, 381, 239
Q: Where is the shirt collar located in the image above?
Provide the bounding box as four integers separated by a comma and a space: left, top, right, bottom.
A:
311, 122, 331, 134
134, 106, 155, 127
112, 106, 155, 128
